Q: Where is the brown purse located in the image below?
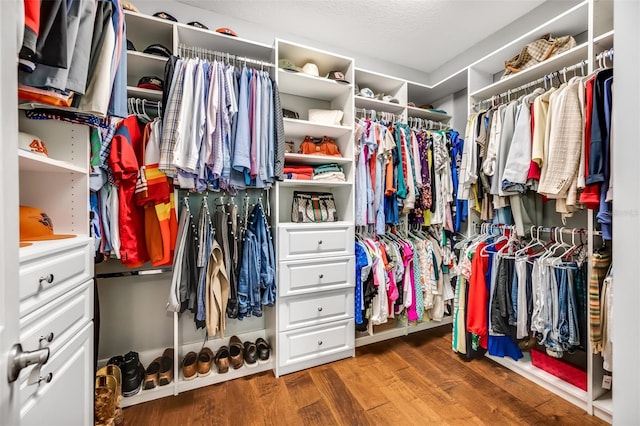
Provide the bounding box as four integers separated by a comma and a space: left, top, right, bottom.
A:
298, 136, 342, 157
502, 34, 576, 79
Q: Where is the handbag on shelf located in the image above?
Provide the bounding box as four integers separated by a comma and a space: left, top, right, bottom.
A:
291, 191, 338, 223
298, 136, 342, 157
502, 33, 576, 79
308, 109, 343, 126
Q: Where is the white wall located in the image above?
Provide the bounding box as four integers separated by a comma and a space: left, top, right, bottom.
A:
612, 0, 640, 423
428, 0, 582, 85
133, 0, 432, 85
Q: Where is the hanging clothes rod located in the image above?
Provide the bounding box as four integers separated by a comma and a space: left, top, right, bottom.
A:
474, 222, 602, 236
355, 107, 403, 123
177, 43, 275, 68
473, 48, 614, 110
407, 116, 451, 130
96, 267, 172, 279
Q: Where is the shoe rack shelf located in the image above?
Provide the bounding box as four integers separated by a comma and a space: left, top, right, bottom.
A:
177, 329, 275, 394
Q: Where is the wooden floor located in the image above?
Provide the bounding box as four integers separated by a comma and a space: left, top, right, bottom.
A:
123, 328, 606, 426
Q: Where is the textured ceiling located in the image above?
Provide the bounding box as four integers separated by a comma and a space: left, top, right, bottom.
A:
178, 0, 547, 73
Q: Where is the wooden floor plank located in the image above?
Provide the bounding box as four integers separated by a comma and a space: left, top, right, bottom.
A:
122, 328, 608, 426
308, 365, 372, 425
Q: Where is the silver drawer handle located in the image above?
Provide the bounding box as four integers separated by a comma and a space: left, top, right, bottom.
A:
319, 274, 324, 279
317, 240, 323, 245
317, 340, 323, 345
39, 333, 54, 344
39, 274, 54, 285
317, 307, 323, 312
35, 372, 53, 385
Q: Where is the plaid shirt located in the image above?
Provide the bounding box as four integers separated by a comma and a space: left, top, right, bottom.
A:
160, 59, 186, 178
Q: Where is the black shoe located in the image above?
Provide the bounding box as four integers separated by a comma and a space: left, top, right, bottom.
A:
255, 338, 270, 364
243, 341, 258, 368
107, 355, 124, 371
122, 351, 144, 397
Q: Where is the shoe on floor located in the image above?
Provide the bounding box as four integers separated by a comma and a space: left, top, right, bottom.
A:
182, 351, 198, 381
95, 375, 117, 425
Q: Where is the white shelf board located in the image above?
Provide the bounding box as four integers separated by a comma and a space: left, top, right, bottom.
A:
283, 118, 352, 139
120, 384, 176, 408
407, 315, 453, 334
178, 328, 274, 393
284, 153, 352, 166
124, 11, 174, 50
127, 86, 163, 101
486, 353, 589, 410
177, 25, 273, 61
469, 1, 589, 74
355, 326, 406, 347
278, 70, 352, 101
277, 39, 353, 79
127, 51, 168, 80
406, 106, 451, 122
593, 392, 613, 424
354, 96, 405, 114
278, 179, 351, 188
470, 43, 589, 101
19, 150, 86, 174
410, 69, 468, 104
594, 30, 614, 51
354, 68, 405, 95
178, 360, 274, 393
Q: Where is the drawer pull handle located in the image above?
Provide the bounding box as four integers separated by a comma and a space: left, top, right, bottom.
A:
319, 274, 324, 279
317, 240, 323, 245
36, 372, 53, 385
39, 274, 54, 286
317, 340, 323, 346
317, 307, 323, 312
39, 333, 54, 344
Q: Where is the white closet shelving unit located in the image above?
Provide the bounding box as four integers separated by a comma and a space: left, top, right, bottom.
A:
97, 11, 278, 408
351, 68, 456, 347
15, 113, 94, 425
268, 39, 356, 377
101, 2, 615, 420
465, 0, 613, 422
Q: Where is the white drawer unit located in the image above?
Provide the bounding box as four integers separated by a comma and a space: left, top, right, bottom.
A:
19, 238, 92, 316
19, 322, 93, 426
279, 256, 354, 297
279, 289, 354, 331
19, 280, 93, 357
278, 224, 354, 260
278, 319, 354, 373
